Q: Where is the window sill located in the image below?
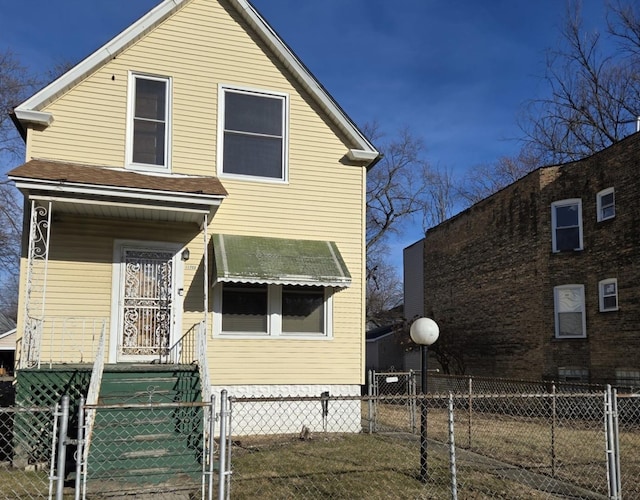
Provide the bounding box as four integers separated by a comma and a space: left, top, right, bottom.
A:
214, 333, 331, 340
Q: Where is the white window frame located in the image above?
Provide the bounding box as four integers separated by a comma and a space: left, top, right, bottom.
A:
599, 278, 619, 312
596, 187, 615, 222
212, 283, 332, 340
551, 199, 583, 253
126, 72, 172, 172
553, 284, 586, 339
217, 84, 289, 183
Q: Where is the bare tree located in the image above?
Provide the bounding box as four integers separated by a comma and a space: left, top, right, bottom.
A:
0, 49, 41, 319
522, 1, 640, 164
458, 146, 542, 205
366, 250, 403, 328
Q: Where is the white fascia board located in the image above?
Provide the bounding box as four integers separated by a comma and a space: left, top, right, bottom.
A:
14, 0, 185, 116
30, 195, 210, 215
10, 178, 224, 208
232, 0, 378, 158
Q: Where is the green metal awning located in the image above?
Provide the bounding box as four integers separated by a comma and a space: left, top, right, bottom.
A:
212, 234, 351, 287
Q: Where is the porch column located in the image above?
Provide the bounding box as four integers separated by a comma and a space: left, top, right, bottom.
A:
19, 200, 52, 368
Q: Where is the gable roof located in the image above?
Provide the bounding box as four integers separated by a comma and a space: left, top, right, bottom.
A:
0, 313, 16, 336
12, 0, 379, 165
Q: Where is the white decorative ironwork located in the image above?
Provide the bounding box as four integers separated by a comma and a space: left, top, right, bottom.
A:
20, 201, 52, 368
196, 321, 212, 420
120, 249, 173, 357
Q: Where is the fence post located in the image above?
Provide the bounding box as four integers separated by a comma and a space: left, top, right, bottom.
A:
207, 395, 216, 500
551, 384, 556, 477
218, 390, 228, 500
75, 396, 85, 500
448, 393, 458, 500
467, 377, 472, 449
55, 395, 70, 500
613, 389, 621, 499
410, 370, 416, 433
605, 385, 621, 500
367, 370, 374, 433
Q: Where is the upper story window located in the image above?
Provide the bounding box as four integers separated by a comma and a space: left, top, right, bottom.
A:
599, 278, 619, 312
597, 188, 615, 222
554, 284, 586, 338
219, 86, 288, 182
551, 199, 583, 252
215, 283, 331, 338
127, 73, 171, 170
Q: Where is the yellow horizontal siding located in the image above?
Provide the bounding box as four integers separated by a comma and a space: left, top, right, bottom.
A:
21, 0, 365, 386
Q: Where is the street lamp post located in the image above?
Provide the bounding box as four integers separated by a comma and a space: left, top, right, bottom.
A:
410, 317, 440, 483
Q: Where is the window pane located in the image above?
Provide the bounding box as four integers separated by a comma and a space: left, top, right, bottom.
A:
603, 296, 617, 309
133, 120, 165, 165
282, 286, 324, 334
222, 284, 268, 332
225, 92, 282, 136
602, 205, 615, 219
223, 133, 283, 178
558, 312, 583, 336
603, 283, 616, 295
136, 79, 166, 120
556, 204, 579, 227
601, 192, 614, 207
555, 227, 580, 251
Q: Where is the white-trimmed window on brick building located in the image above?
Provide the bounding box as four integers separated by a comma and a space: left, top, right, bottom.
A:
615, 368, 640, 389
558, 367, 589, 383
554, 284, 586, 338
551, 199, 583, 252
596, 187, 615, 222
599, 278, 619, 312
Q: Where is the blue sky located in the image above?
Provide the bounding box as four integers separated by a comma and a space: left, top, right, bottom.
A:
1, 0, 612, 270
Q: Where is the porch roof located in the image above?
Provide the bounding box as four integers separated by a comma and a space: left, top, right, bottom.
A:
9, 159, 227, 224
212, 233, 352, 288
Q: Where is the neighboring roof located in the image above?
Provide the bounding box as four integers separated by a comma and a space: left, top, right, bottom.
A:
0, 313, 16, 335
12, 0, 379, 164
9, 159, 227, 197
212, 233, 351, 287
0, 329, 16, 351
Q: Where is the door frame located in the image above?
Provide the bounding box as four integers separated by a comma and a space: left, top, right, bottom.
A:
109, 239, 184, 363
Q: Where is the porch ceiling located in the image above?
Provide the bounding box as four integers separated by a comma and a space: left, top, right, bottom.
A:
9, 159, 228, 224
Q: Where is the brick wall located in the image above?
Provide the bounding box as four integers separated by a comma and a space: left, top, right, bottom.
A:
421, 133, 640, 384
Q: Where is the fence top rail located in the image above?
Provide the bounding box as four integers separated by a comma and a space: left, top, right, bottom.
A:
84, 401, 212, 410
0, 405, 56, 413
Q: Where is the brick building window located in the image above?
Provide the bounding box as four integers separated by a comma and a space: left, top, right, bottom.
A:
551, 199, 583, 252
599, 278, 618, 312
554, 284, 586, 338
558, 367, 589, 383
596, 188, 615, 222
616, 368, 640, 388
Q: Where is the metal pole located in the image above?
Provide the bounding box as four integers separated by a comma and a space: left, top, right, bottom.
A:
448, 393, 458, 500
218, 390, 228, 500
207, 395, 215, 500
75, 396, 85, 500
467, 377, 472, 449
612, 388, 621, 499
55, 395, 70, 500
551, 385, 557, 477
420, 345, 428, 483
367, 370, 373, 434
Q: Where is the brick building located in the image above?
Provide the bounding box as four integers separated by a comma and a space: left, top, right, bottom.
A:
404, 132, 640, 385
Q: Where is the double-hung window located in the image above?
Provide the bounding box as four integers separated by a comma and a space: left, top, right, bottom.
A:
551, 199, 583, 252
599, 278, 619, 312
219, 86, 288, 181
127, 74, 171, 170
216, 283, 331, 338
596, 188, 615, 222
554, 284, 586, 338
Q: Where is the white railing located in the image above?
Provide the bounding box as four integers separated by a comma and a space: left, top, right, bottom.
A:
19, 316, 44, 369
196, 321, 212, 405
41, 316, 108, 367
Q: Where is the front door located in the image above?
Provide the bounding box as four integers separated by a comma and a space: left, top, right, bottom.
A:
116, 246, 177, 361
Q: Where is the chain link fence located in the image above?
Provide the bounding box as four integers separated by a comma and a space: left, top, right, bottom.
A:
222, 385, 637, 499
0, 404, 57, 499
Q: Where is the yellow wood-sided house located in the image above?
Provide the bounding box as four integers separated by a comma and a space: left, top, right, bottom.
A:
8, 0, 379, 434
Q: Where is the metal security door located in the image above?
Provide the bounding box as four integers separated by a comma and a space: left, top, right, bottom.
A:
118, 248, 175, 361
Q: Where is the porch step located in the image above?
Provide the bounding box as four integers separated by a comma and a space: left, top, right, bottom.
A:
86, 365, 204, 489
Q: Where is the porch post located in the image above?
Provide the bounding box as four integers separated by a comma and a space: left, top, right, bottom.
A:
20, 199, 52, 368
203, 213, 208, 330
